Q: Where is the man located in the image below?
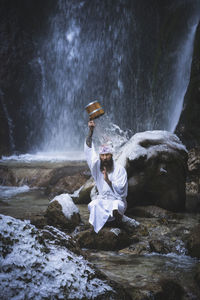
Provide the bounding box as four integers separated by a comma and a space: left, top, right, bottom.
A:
84, 120, 128, 233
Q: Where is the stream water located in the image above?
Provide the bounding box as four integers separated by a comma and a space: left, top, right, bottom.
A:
89, 251, 198, 298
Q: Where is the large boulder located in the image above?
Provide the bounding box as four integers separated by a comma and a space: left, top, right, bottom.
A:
130, 205, 175, 219
117, 130, 188, 212
45, 194, 80, 231
0, 214, 131, 300
194, 263, 200, 286
73, 177, 95, 204
76, 227, 132, 251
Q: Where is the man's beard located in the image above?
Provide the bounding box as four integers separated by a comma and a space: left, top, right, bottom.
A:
100, 157, 114, 173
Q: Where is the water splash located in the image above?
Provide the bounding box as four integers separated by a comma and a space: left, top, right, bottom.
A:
93, 114, 132, 153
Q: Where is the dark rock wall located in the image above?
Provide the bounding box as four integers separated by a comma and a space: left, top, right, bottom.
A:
176, 22, 200, 149
0, 0, 56, 155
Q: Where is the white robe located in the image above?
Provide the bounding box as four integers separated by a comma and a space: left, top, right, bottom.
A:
84, 142, 128, 233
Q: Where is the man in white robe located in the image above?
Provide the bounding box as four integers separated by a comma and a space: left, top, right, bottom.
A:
84, 120, 128, 233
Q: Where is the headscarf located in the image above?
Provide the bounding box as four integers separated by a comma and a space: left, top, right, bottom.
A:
99, 144, 113, 155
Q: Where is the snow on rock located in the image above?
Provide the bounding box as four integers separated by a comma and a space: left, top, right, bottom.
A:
0, 214, 127, 300
116, 130, 188, 212
45, 194, 80, 231
51, 193, 79, 219
116, 130, 187, 167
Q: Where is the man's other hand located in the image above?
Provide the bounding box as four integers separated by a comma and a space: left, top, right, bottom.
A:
102, 167, 113, 190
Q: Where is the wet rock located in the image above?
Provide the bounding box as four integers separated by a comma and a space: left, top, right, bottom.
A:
188, 147, 200, 175
194, 263, 200, 286
155, 279, 184, 300
76, 227, 132, 251
30, 216, 47, 229
0, 214, 131, 300
0, 166, 16, 185
0, 163, 89, 196
47, 173, 88, 198
185, 193, 200, 213
74, 177, 95, 204
129, 205, 174, 219
117, 131, 188, 212
46, 165, 89, 197
45, 194, 80, 232
0, 100, 10, 156
120, 241, 150, 255
186, 224, 200, 258
149, 239, 171, 254
186, 147, 200, 212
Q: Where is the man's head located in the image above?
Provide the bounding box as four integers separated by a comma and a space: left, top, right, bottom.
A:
99, 144, 114, 172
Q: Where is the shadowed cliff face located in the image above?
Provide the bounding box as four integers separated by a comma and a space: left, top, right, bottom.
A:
0, 0, 199, 155
176, 22, 200, 149
0, 0, 57, 154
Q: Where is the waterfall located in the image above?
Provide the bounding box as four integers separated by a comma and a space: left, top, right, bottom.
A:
168, 23, 197, 132
28, 0, 200, 153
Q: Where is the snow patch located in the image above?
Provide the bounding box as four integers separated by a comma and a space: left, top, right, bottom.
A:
51, 193, 79, 219
117, 130, 187, 167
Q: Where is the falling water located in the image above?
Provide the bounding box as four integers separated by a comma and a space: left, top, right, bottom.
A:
28, 0, 200, 153
168, 23, 198, 132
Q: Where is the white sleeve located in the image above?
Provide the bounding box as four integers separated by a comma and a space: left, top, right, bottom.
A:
112, 166, 128, 199
84, 141, 98, 178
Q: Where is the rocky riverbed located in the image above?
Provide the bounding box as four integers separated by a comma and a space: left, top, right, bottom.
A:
0, 163, 200, 299
0, 136, 200, 299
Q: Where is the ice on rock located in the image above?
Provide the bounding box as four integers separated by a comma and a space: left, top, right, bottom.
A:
0, 214, 113, 299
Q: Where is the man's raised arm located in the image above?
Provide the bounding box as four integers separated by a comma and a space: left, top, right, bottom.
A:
86, 120, 95, 148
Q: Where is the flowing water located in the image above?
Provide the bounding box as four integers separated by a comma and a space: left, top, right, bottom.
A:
89, 251, 199, 298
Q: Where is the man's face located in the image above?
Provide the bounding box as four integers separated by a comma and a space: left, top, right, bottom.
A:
100, 153, 113, 172
100, 153, 112, 162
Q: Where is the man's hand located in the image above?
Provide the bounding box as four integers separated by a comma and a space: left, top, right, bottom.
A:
102, 167, 109, 181
102, 167, 113, 190
88, 120, 95, 131
86, 120, 95, 148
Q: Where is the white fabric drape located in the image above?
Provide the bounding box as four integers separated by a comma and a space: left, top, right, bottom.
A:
84, 142, 128, 233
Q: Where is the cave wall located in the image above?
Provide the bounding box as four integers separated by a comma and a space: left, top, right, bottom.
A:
0, 0, 56, 155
